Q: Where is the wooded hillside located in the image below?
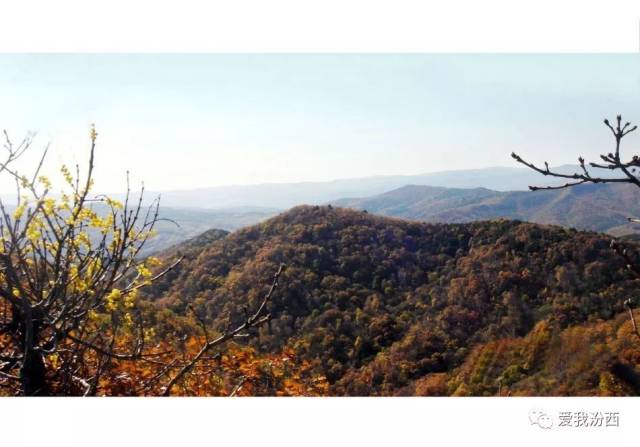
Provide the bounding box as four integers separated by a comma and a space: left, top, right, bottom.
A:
142, 205, 640, 395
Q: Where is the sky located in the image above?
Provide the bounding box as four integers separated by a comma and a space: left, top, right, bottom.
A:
0, 54, 639, 194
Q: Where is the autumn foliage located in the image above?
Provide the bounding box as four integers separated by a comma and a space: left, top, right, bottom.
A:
141, 205, 640, 396
3, 124, 640, 396
0, 129, 328, 396
40, 335, 328, 396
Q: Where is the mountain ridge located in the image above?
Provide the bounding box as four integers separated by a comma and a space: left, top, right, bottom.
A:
332, 182, 640, 236
110, 164, 620, 210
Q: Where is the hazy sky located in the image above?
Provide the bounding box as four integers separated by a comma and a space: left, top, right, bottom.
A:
0, 54, 639, 193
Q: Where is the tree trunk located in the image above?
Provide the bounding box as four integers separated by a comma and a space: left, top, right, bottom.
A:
20, 351, 48, 396
15, 305, 49, 396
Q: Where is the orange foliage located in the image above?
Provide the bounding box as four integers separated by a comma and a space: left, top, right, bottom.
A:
35, 333, 329, 397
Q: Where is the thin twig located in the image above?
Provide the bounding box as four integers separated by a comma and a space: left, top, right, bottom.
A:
161, 264, 285, 396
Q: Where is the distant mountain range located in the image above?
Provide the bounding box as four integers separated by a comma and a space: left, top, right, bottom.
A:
3, 164, 634, 252
134, 164, 619, 210
119, 166, 640, 249
332, 182, 640, 236
148, 179, 640, 251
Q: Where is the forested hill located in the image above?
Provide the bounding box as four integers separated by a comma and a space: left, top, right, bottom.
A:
144, 205, 640, 396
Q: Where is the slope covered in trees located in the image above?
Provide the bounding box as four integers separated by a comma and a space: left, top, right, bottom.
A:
142, 205, 640, 395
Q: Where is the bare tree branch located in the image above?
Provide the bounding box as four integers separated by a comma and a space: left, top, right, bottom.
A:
512, 115, 639, 191
515, 116, 640, 345
161, 264, 285, 396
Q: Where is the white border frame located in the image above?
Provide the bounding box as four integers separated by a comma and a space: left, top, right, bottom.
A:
1, 1, 639, 446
